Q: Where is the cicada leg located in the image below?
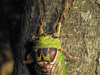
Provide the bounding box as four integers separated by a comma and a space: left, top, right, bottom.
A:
38, 18, 44, 35
53, 6, 67, 37
32, 34, 36, 39
62, 49, 78, 62
53, 22, 61, 37
23, 53, 33, 64
53, 0, 73, 37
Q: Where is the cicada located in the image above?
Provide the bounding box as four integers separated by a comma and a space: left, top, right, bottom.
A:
24, 0, 77, 75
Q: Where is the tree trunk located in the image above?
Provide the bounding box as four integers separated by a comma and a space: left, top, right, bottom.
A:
13, 0, 100, 75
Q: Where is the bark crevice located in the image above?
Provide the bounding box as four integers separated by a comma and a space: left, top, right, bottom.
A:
95, 52, 100, 75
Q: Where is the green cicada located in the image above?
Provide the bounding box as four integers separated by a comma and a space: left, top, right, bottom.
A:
24, 0, 77, 75
34, 21, 67, 75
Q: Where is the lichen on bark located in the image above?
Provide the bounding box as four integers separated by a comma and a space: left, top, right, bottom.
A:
60, 0, 100, 75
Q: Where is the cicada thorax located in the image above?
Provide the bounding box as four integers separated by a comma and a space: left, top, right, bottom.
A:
36, 48, 57, 62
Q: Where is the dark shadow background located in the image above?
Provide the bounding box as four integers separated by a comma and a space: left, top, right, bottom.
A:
0, 0, 24, 56
0, 1, 38, 75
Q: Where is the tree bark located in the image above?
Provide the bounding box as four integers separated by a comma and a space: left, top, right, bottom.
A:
14, 0, 100, 75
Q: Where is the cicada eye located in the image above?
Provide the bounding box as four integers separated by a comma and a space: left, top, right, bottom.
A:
52, 35, 59, 38
49, 48, 57, 62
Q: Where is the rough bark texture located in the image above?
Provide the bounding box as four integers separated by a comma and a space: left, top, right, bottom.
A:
14, 0, 100, 75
